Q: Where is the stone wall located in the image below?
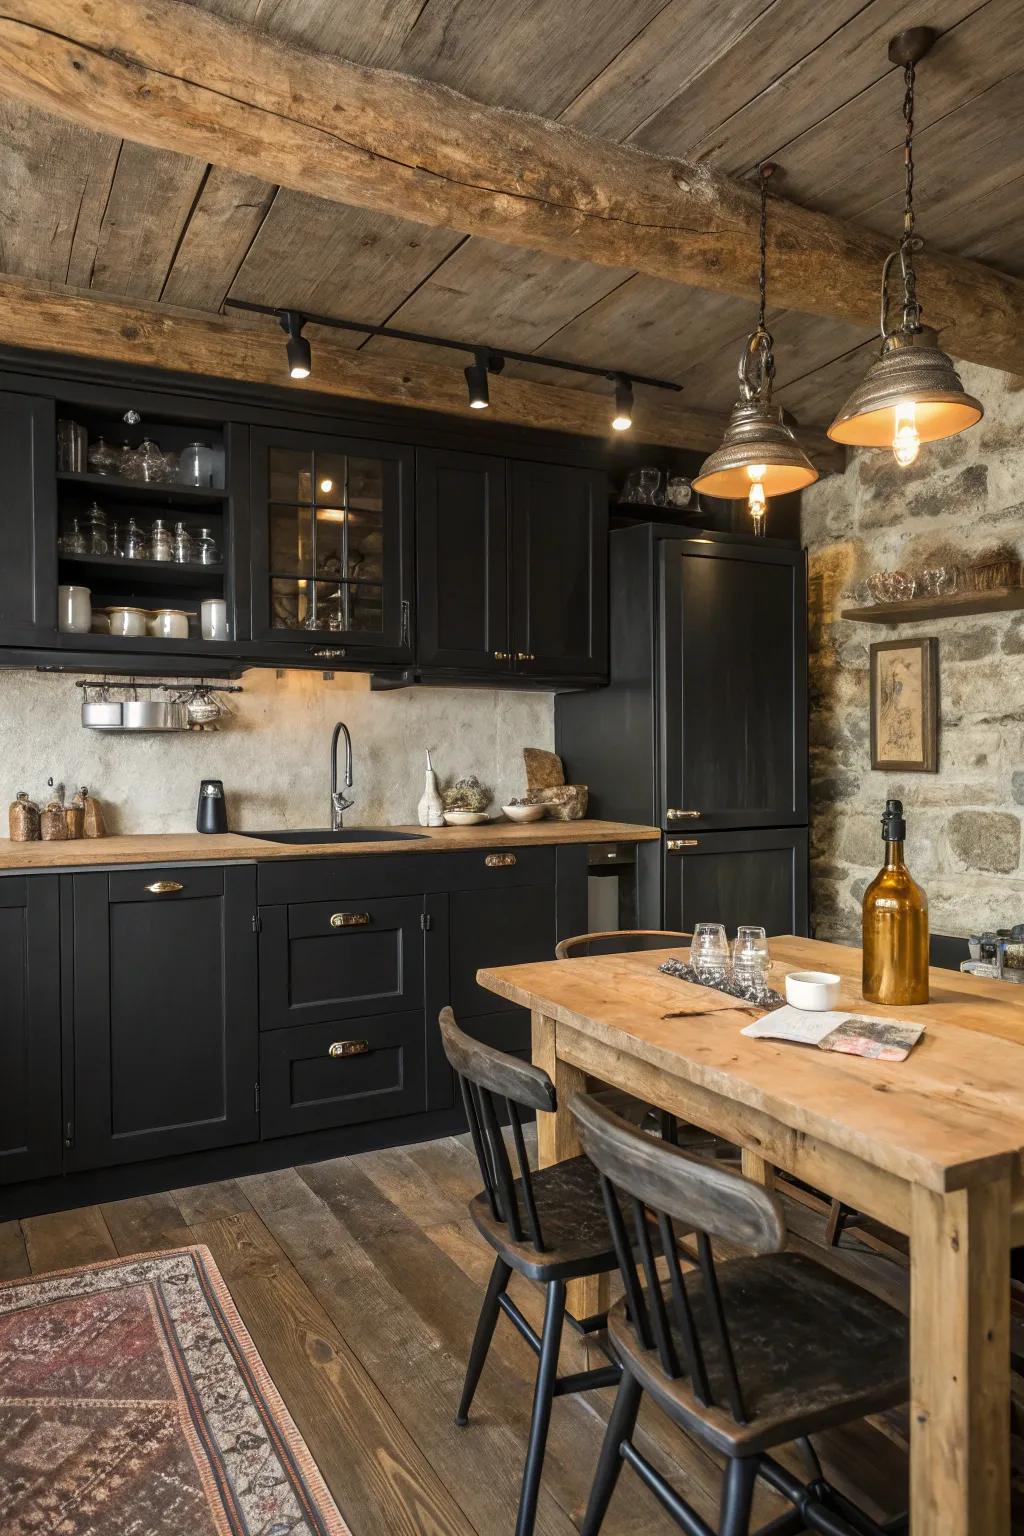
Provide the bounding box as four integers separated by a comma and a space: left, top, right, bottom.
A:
802, 360, 1024, 942
0, 667, 555, 834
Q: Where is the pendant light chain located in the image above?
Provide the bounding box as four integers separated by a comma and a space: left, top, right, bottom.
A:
757, 164, 769, 333
900, 60, 921, 332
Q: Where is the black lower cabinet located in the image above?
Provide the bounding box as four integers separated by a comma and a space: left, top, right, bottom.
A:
67, 865, 259, 1171
0, 876, 61, 1185
260, 1013, 428, 1138
449, 881, 555, 1048
663, 828, 809, 937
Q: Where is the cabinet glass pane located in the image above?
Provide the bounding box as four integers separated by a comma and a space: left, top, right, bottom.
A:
269, 448, 314, 503
269, 504, 314, 575
270, 577, 350, 632
351, 583, 383, 633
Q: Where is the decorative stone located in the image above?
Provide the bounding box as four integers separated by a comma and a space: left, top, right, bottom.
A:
947, 811, 1021, 874
1011, 771, 1024, 806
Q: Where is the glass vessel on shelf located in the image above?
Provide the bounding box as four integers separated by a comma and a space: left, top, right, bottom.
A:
57, 517, 87, 555
124, 438, 172, 484
149, 519, 173, 562
172, 521, 193, 564
87, 436, 119, 476
194, 527, 221, 565
123, 517, 146, 560
85, 502, 109, 557
179, 441, 215, 488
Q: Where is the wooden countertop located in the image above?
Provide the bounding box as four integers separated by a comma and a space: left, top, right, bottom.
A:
0, 818, 659, 871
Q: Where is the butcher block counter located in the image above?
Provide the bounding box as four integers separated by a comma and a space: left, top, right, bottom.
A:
0, 818, 659, 870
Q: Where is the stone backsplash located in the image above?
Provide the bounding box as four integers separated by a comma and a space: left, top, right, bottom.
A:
0, 667, 555, 835
802, 360, 1024, 942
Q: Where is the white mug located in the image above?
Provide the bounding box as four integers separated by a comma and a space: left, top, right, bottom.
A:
201, 598, 228, 641
58, 584, 92, 634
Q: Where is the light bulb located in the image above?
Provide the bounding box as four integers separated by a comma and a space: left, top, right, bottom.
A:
746, 463, 768, 482
747, 478, 767, 537
320, 477, 333, 493
893, 401, 920, 466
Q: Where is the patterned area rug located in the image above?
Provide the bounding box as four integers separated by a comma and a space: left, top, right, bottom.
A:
0, 1244, 351, 1536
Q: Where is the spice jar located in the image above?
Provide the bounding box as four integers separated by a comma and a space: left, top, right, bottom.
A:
8, 791, 40, 841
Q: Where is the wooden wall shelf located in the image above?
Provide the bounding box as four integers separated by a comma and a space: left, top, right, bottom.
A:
841, 586, 1024, 625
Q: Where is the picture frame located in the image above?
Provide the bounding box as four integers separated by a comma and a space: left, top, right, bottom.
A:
869, 637, 939, 773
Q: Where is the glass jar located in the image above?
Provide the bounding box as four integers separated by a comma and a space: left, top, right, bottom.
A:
108, 520, 122, 559
194, 527, 221, 565
172, 521, 193, 563
57, 419, 87, 472
179, 441, 215, 488
123, 517, 146, 560
58, 584, 92, 634
201, 598, 228, 641
148, 608, 190, 640
87, 437, 119, 476
57, 517, 87, 555
84, 501, 109, 557
149, 519, 173, 562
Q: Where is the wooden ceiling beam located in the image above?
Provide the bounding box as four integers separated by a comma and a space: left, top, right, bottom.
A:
0, 0, 1021, 376
0, 274, 853, 463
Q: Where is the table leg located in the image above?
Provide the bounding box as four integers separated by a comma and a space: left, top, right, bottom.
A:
531, 1010, 608, 1321
910, 1179, 1010, 1535
741, 1150, 775, 1189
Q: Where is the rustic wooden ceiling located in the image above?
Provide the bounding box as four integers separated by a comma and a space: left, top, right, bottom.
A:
0, 0, 1020, 430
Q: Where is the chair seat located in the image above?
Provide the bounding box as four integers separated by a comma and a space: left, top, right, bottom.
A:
470, 1155, 619, 1282
608, 1250, 908, 1456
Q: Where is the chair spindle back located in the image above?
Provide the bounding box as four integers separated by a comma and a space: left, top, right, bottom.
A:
570, 1091, 785, 1424
554, 929, 692, 960
439, 1006, 554, 1251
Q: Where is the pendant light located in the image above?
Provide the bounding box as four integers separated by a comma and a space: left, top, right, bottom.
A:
827, 29, 982, 461
693, 164, 818, 536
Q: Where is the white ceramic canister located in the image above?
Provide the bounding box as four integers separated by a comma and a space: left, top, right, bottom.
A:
148, 608, 190, 640
201, 598, 228, 641
58, 584, 92, 634
107, 605, 147, 638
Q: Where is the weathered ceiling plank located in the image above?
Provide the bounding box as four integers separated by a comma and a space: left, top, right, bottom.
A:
160, 167, 276, 310
0, 0, 1021, 375
76, 140, 208, 301
0, 274, 851, 461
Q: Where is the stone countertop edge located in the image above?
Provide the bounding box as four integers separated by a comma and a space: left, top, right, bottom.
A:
0, 819, 661, 872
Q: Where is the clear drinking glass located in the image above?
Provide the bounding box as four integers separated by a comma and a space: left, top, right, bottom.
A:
691, 922, 730, 981
637, 467, 661, 505
732, 925, 771, 976
195, 527, 221, 565
172, 521, 193, 563
123, 517, 146, 560
149, 519, 173, 562
57, 517, 87, 555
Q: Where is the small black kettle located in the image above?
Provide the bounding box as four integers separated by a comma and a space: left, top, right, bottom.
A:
197, 779, 228, 834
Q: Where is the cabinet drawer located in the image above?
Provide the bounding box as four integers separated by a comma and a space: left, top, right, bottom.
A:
259, 1013, 426, 1137
259, 895, 424, 1029
107, 865, 225, 902
450, 882, 555, 1017
256, 846, 555, 904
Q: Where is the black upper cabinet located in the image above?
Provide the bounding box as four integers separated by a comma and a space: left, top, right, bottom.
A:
0, 391, 57, 646
511, 461, 608, 680
0, 876, 61, 1185
660, 539, 807, 829
249, 426, 413, 665
416, 447, 510, 673
416, 449, 608, 684
67, 865, 259, 1171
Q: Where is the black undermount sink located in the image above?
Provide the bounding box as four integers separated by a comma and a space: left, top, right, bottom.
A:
240, 828, 428, 845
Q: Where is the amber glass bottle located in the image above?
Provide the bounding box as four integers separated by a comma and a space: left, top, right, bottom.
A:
862, 798, 929, 1005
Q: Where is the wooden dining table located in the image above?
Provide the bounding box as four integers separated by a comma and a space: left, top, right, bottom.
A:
476, 934, 1024, 1536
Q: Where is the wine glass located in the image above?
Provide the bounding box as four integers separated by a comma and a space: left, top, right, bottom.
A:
691, 922, 729, 982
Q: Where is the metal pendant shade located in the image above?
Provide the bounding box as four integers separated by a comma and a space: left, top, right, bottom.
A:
828, 325, 982, 447
693, 398, 818, 498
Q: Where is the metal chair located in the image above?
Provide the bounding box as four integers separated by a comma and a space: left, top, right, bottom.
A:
439, 1006, 623, 1536
571, 1092, 910, 1536
555, 929, 735, 1159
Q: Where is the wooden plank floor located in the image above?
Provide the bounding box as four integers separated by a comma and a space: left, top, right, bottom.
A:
2, 1132, 910, 1535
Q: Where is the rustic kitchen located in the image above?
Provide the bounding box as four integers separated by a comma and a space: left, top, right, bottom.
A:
0, 4, 1021, 1535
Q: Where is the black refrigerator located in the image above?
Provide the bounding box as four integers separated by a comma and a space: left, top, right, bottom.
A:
555, 523, 809, 938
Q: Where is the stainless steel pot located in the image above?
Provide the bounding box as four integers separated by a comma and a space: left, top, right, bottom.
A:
81, 698, 123, 729
122, 699, 171, 730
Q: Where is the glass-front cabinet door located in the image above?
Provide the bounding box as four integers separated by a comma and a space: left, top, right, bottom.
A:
250, 427, 412, 660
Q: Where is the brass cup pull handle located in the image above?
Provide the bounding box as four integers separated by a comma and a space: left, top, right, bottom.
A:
667, 809, 701, 821
484, 853, 517, 868
667, 838, 699, 852
330, 911, 370, 928
329, 1039, 369, 1058
493, 650, 510, 660
515, 652, 535, 662
145, 880, 184, 894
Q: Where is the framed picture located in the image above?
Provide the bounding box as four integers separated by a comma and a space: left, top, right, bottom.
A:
869, 637, 938, 772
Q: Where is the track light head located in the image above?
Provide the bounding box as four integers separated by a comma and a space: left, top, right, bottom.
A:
280, 310, 311, 379
610, 372, 633, 431
464, 348, 504, 410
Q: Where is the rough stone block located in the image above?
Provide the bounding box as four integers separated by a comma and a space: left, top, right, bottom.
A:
947, 810, 1021, 874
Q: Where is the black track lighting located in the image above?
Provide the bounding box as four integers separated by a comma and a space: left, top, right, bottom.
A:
464, 348, 504, 410
280, 310, 311, 379
610, 372, 634, 431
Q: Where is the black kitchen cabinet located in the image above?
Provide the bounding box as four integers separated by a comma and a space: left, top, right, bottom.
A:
0, 391, 57, 648
67, 864, 258, 1171
510, 460, 608, 680
0, 877, 61, 1185
663, 827, 809, 937
249, 425, 413, 664
416, 447, 510, 673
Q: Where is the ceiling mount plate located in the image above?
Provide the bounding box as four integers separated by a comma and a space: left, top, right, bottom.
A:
888, 26, 938, 66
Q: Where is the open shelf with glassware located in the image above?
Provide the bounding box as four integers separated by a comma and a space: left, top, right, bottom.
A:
841, 586, 1024, 625
55, 402, 232, 649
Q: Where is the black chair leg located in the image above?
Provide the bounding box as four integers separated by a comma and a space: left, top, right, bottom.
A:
580, 1370, 643, 1536
719, 1456, 759, 1536
515, 1278, 566, 1536
456, 1255, 511, 1427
